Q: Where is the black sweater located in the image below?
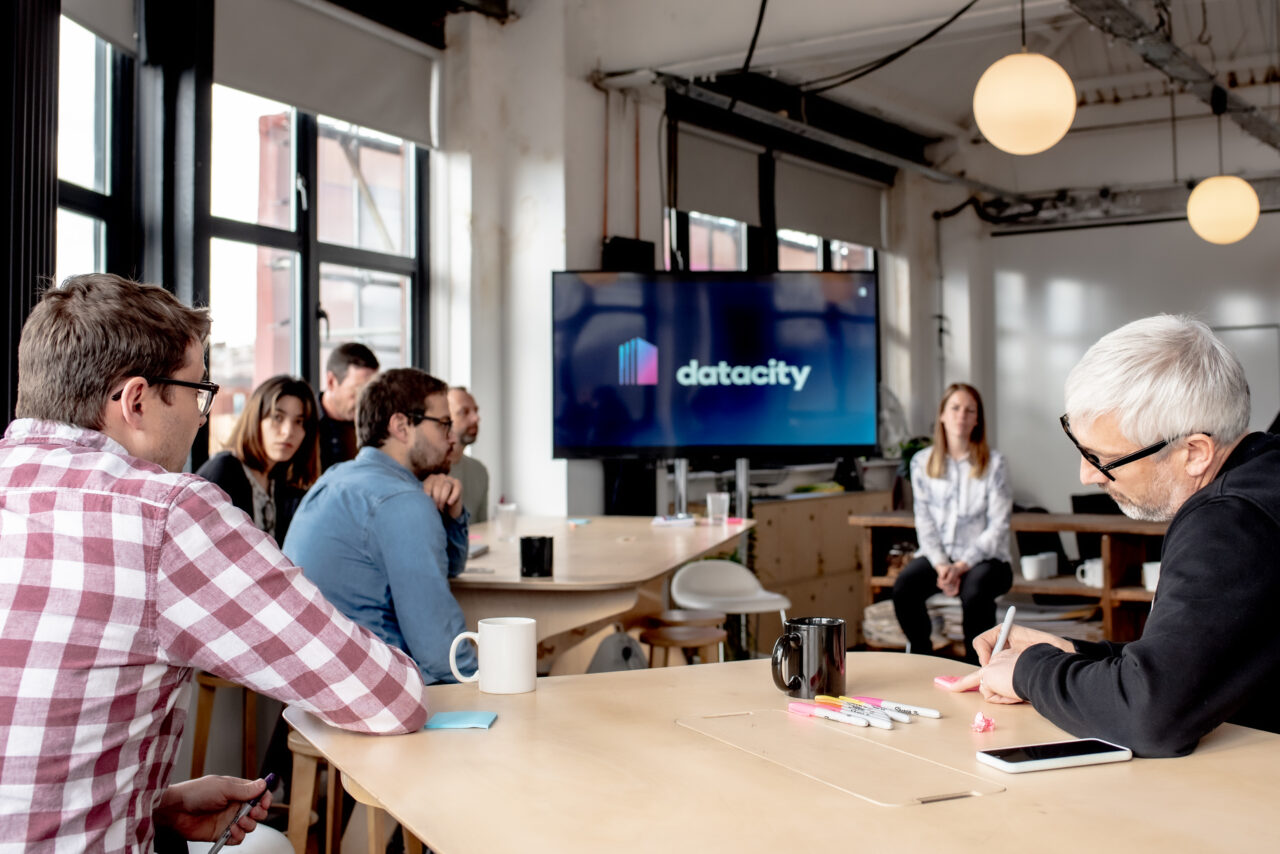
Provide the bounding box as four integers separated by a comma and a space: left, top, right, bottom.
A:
1013, 432, 1280, 757
195, 451, 306, 545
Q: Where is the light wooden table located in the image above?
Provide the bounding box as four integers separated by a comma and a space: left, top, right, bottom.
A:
452, 515, 753, 672
284, 652, 1280, 852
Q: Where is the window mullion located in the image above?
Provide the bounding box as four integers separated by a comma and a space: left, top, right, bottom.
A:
297, 112, 321, 386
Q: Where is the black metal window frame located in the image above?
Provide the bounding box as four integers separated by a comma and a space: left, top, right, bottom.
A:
668, 208, 878, 276
56, 39, 138, 279
204, 108, 431, 386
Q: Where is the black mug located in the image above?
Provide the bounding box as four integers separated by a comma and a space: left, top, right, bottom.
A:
519, 536, 554, 578
771, 617, 846, 699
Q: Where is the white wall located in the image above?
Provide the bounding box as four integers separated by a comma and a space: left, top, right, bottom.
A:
991, 216, 1280, 512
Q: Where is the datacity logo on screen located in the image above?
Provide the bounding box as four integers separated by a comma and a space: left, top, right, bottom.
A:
677, 358, 812, 391
618, 337, 659, 385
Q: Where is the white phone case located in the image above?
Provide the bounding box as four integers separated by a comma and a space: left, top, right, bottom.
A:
976, 738, 1133, 773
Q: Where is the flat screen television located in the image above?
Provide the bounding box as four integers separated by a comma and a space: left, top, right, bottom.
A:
552, 271, 879, 462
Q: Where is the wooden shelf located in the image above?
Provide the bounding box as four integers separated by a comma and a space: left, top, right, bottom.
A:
1110, 585, 1156, 603
870, 573, 1104, 598
849, 511, 1167, 642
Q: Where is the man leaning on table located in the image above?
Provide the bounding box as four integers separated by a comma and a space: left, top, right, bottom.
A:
949, 314, 1280, 757
283, 368, 476, 685
0, 274, 430, 853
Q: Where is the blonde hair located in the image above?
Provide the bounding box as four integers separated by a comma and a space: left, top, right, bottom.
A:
926, 383, 991, 479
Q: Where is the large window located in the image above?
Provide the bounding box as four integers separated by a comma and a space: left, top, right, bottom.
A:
778, 228, 822, 271
55, 17, 120, 285
206, 85, 427, 453
687, 211, 748, 271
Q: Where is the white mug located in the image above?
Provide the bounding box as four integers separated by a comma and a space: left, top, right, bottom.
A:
1020, 551, 1057, 581
1075, 558, 1104, 588
449, 617, 537, 694
1142, 561, 1161, 593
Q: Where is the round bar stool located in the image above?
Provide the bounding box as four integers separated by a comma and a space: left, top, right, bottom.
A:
285, 729, 343, 854
652, 609, 726, 628
190, 671, 257, 779
639, 625, 728, 667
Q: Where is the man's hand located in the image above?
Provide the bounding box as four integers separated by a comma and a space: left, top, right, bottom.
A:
154, 776, 271, 845
424, 474, 464, 519
942, 625, 1075, 696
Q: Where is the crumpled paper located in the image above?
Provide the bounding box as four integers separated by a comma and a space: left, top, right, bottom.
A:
971, 711, 996, 733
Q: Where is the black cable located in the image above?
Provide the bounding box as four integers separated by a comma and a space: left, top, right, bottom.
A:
728, 0, 769, 112
801, 0, 981, 95
1019, 0, 1027, 49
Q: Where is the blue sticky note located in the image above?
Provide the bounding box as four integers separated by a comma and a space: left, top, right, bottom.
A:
424, 711, 497, 730
568, 518, 591, 525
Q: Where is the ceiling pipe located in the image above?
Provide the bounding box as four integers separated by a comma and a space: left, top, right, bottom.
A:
1068, 0, 1280, 153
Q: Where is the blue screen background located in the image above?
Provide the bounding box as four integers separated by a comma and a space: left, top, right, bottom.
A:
553, 272, 879, 457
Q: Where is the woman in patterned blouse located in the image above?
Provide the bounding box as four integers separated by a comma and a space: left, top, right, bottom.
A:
892, 383, 1013, 663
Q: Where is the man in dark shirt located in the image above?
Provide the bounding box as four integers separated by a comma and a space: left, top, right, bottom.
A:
949, 314, 1280, 757
318, 342, 379, 471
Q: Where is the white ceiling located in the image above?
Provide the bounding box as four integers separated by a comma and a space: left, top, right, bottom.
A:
592, 0, 1280, 142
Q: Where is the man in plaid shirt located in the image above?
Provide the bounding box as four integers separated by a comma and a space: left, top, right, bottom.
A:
0, 274, 430, 852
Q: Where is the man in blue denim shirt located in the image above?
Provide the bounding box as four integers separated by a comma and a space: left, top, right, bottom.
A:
284, 368, 475, 684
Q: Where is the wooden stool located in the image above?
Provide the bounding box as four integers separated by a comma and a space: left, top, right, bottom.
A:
639, 625, 728, 667
653, 609, 726, 628
286, 729, 343, 854
190, 671, 257, 779
341, 772, 424, 854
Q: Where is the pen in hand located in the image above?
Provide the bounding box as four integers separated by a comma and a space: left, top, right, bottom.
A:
991, 605, 1017, 657
207, 772, 275, 854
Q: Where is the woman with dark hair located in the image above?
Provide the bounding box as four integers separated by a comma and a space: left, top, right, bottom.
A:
197, 375, 320, 545
891, 383, 1013, 663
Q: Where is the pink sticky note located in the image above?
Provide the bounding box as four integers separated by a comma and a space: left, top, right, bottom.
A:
934, 674, 978, 692
971, 711, 996, 733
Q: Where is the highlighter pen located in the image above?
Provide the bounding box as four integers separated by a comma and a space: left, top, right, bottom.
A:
814, 696, 894, 730
788, 701, 870, 727
851, 696, 942, 719
991, 605, 1017, 657
838, 695, 911, 724
815, 695, 895, 723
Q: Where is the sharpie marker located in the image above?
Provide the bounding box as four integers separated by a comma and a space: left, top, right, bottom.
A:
814, 696, 894, 729
839, 695, 912, 723
851, 696, 942, 719
788, 701, 870, 727
817, 694, 906, 724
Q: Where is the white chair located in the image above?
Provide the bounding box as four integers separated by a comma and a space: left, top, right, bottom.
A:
669, 560, 790, 656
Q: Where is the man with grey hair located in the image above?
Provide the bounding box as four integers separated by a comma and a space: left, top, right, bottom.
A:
947, 314, 1280, 757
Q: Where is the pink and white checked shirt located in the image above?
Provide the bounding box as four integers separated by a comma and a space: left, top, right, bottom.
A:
0, 420, 429, 852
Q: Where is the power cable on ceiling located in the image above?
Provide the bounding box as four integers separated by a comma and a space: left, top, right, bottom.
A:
728, 0, 769, 112
799, 0, 981, 96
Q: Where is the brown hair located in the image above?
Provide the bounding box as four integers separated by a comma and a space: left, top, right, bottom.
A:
357, 368, 447, 449
225, 375, 320, 490
926, 383, 991, 479
16, 273, 211, 429
326, 342, 379, 382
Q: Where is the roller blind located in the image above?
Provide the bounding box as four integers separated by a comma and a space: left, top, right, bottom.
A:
62, 0, 137, 53
776, 154, 885, 248
676, 127, 762, 226
215, 0, 438, 147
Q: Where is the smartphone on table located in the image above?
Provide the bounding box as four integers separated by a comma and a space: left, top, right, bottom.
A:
976, 738, 1132, 773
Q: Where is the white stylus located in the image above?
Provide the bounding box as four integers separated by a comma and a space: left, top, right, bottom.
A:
991, 605, 1017, 657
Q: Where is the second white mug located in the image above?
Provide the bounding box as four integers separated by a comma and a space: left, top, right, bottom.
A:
449, 617, 537, 694
1075, 558, 1104, 588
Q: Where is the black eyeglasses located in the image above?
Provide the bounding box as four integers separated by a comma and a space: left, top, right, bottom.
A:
1059, 414, 1199, 482
111, 377, 220, 417
404, 411, 453, 432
